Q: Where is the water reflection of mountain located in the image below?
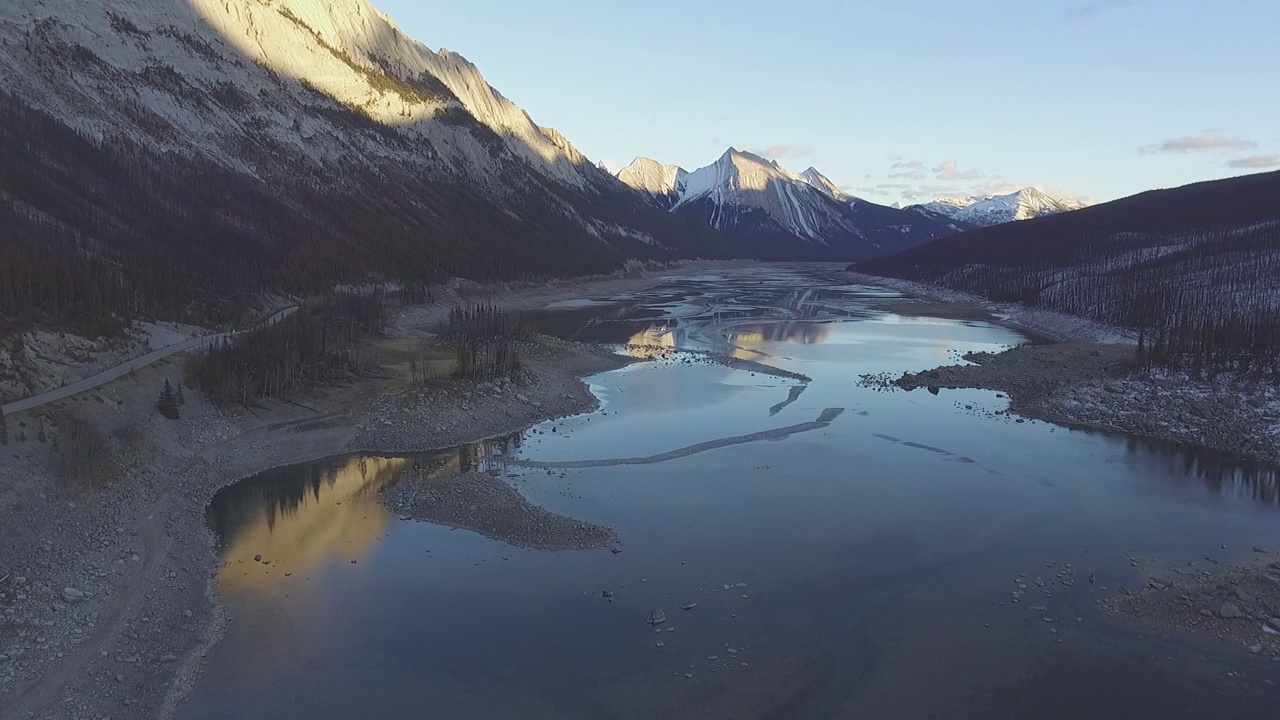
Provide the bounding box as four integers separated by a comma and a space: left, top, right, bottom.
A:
1123, 437, 1280, 505
208, 438, 524, 591
523, 280, 883, 349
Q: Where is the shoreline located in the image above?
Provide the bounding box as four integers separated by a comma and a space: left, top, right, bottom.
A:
2, 263, 1277, 718
0, 263, 726, 720
846, 270, 1280, 470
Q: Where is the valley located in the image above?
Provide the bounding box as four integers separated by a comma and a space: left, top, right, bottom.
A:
2, 265, 1279, 720
1, 0, 1278, 718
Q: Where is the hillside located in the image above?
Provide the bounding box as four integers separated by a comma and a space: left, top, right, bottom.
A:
859, 170, 1280, 377
0, 0, 728, 339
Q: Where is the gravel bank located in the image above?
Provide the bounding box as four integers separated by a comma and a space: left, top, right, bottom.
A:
0, 323, 640, 718
382, 471, 616, 550
1104, 552, 1280, 661
888, 341, 1280, 468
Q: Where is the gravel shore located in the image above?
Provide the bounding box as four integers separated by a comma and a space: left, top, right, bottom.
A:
1104, 553, 1280, 661
382, 471, 617, 550
889, 341, 1280, 468
0, 263, 670, 720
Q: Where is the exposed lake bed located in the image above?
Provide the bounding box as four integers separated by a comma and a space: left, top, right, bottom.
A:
186, 266, 1280, 719
3, 264, 1279, 720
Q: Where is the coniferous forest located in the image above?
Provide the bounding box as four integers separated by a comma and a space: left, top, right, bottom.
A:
187, 292, 389, 406
860, 170, 1280, 380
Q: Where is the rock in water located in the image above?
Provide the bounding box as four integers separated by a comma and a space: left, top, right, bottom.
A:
648, 609, 667, 626
1218, 602, 1243, 619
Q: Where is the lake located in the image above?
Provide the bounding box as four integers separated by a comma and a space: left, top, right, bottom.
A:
182, 266, 1280, 719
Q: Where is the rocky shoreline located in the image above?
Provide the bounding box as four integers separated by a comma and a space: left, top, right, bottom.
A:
0, 331, 639, 720
382, 471, 617, 551
1104, 553, 1280, 661
3, 264, 1279, 719
888, 340, 1280, 469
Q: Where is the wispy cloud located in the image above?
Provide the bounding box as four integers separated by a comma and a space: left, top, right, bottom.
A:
1142, 132, 1258, 154
1063, 0, 1144, 19
935, 160, 983, 182
887, 159, 926, 180
861, 157, 1089, 207
750, 145, 812, 160
1227, 155, 1279, 169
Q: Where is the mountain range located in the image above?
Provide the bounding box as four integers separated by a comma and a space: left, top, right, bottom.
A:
616, 150, 970, 261
0, 0, 978, 333
0, 0, 738, 334
911, 188, 1092, 227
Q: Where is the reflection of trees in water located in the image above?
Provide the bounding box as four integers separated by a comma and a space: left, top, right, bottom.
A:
207, 435, 525, 548
1124, 437, 1279, 505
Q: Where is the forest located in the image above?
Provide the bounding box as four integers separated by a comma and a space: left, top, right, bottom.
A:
187, 292, 389, 406
860, 170, 1280, 380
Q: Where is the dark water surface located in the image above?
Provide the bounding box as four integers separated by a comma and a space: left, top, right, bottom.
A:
184, 266, 1280, 720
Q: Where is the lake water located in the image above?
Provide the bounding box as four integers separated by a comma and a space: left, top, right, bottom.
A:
183, 266, 1280, 719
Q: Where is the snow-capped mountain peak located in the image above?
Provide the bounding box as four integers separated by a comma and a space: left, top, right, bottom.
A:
914, 188, 1091, 226
617, 147, 966, 257
797, 167, 850, 202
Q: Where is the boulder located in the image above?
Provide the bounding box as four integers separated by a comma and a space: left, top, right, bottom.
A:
1218, 602, 1243, 619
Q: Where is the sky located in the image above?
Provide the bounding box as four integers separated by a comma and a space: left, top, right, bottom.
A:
375, 0, 1278, 206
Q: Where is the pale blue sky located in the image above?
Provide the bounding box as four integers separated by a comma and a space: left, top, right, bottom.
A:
377, 0, 1277, 205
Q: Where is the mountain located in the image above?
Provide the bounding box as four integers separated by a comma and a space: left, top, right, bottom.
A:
796, 167, 850, 202
0, 0, 729, 335
860, 171, 1280, 375
617, 149, 968, 261
913, 188, 1090, 227
615, 157, 688, 209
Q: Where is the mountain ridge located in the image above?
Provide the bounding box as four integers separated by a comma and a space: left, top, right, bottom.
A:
912, 188, 1092, 226
617, 150, 970, 261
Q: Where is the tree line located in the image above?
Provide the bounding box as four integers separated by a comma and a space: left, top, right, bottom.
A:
187, 292, 389, 406
860, 170, 1280, 381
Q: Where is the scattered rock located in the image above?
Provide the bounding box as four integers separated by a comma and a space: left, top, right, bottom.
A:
61, 587, 87, 604
1219, 602, 1243, 619
648, 609, 667, 626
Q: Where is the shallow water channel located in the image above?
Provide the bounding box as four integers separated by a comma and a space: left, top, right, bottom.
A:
184, 266, 1280, 719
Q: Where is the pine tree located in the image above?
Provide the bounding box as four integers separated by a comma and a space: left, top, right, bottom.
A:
0, 406, 7, 445
158, 379, 180, 420
176, 382, 186, 406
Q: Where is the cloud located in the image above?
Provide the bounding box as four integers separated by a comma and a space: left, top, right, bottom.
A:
887, 159, 926, 180
860, 157, 1091, 208
935, 160, 983, 181
1063, 0, 1144, 19
1227, 154, 1279, 169
1142, 133, 1258, 154
750, 145, 812, 160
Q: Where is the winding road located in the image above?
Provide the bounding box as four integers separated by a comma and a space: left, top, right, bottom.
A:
1, 306, 297, 416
